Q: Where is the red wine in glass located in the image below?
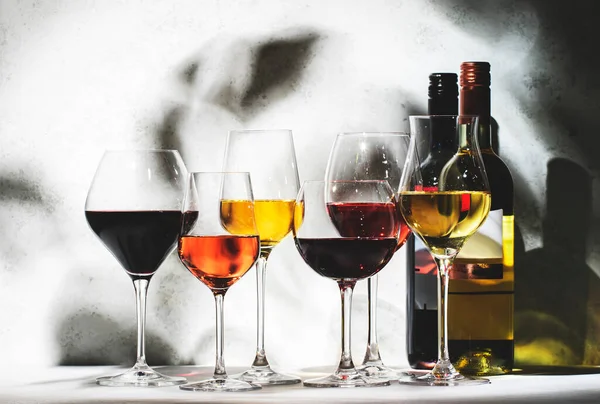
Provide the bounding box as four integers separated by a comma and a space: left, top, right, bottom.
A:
293, 180, 398, 388
325, 133, 411, 380
86, 210, 183, 279
326, 202, 411, 248
85, 149, 188, 387
295, 237, 397, 280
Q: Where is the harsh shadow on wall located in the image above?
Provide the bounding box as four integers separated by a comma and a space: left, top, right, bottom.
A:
516, 158, 593, 365
0, 176, 47, 205
0, 174, 53, 267
57, 310, 191, 366
156, 29, 320, 156
519, 0, 600, 173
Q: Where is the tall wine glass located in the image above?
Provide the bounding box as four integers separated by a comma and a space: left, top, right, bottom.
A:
398, 115, 491, 386
325, 132, 411, 380
223, 129, 301, 385
85, 150, 188, 387
177, 172, 261, 392
293, 180, 399, 388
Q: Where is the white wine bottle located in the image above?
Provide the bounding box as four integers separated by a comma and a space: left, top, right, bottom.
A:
449, 61, 515, 375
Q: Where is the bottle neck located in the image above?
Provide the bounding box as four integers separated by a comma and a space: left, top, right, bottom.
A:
456, 118, 479, 152
428, 97, 458, 152
428, 73, 458, 152
460, 86, 492, 151
476, 117, 493, 150
428, 97, 458, 115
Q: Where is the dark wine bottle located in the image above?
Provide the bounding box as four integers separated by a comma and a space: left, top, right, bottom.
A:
406, 73, 458, 370
448, 61, 515, 375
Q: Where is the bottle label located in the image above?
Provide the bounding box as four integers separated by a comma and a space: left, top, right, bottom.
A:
413, 209, 505, 310
453, 209, 503, 279
414, 209, 503, 279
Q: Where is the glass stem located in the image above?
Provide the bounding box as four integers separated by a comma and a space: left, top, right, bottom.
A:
337, 280, 357, 373
432, 257, 458, 379
363, 275, 383, 365
133, 278, 150, 370
213, 291, 227, 379
252, 256, 270, 368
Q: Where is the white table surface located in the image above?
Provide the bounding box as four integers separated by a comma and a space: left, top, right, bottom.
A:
2, 365, 600, 404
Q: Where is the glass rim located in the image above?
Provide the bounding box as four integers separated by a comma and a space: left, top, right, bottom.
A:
301, 179, 394, 185
188, 171, 251, 175
336, 131, 409, 137
188, 171, 252, 181
102, 148, 182, 153
408, 114, 481, 119
228, 129, 293, 134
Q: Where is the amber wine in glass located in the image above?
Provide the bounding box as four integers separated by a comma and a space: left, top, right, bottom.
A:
177, 172, 261, 392
221, 200, 296, 249
223, 129, 301, 385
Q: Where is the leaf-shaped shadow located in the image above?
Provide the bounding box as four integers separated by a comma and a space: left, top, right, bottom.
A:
240, 32, 319, 115
0, 176, 47, 206
153, 29, 321, 165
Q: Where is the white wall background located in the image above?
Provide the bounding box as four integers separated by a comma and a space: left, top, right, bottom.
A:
0, 0, 598, 369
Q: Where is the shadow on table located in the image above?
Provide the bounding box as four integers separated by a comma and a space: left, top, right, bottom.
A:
27, 369, 121, 386
156, 365, 309, 389
511, 365, 600, 375
28, 365, 323, 389
26, 366, 241, 387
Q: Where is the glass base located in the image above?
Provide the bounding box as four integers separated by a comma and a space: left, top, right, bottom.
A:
234, 366, 301, 385
96, 365, 187, 387
180, 377, 261, 392
398, 370, 490, 386
357, 362, 399, 380
304, 370, 391, 388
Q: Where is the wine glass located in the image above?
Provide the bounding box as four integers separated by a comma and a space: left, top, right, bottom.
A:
325, 132, 412, 380
85, 150, 188, 387
223, 129, 301, 385
398, 115, 491, 386
177, 172, 261, 392
293, 180, 399, 388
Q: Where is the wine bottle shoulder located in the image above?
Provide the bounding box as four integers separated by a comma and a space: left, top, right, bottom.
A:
481, 151, 513, 214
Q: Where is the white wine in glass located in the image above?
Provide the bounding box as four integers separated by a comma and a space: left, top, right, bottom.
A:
398, 115, 491, 386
